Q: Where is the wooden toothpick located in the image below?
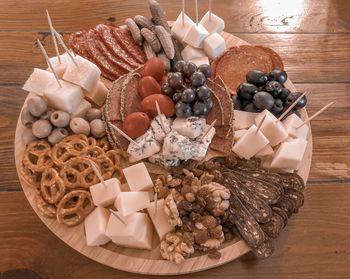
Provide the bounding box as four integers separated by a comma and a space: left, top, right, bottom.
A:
182, 0, 185, 25
109, 209, 126, 225
154, 192, 158, 216
255, 114, 266, 134
296, 101, 334, 129
277, 92, 308, 121
88, 159, 107, 188
195, 0, 199, 25
52, 28, 79, 68
36, 39, 62, 88
46, 10, 61, 64
155, 101, 167, 133
209, 0, 212, 21
109, 122, 141, 147
202, 119, 217, 139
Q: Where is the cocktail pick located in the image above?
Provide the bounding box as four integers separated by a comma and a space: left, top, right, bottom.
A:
202, 119, 217, 139
154, 192, 158, 216
195, 0, 199, 26
255, 114, 266, 134
36, 39, 62, 88
88, 159, 107, 188
209, 0, 212, 21
155, 101, 167, 133
277, 92, 309, 121
182, 0, 185, 24
46, 10, 61, 64
296, 101, 335, 129
52, 28, 79, 68
109, 209, 126, 225
108, 122, 141, 147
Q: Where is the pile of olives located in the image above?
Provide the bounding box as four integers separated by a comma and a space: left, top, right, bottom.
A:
161, 60, 213, 118
233, 69, 307, 117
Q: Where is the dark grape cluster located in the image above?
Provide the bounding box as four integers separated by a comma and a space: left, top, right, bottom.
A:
233, 69, 307, 118
161, 61, 213, 118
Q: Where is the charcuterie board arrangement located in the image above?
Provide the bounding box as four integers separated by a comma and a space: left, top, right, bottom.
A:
15, 0, 333, 275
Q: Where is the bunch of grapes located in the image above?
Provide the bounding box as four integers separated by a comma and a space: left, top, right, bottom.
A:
161, 60, 213, 118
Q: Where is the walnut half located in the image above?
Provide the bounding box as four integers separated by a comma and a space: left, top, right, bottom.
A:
160, 232, 195, 264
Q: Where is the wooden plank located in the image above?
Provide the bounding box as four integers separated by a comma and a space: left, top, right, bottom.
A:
1, 184, 349, 278
0, 0, 349, 33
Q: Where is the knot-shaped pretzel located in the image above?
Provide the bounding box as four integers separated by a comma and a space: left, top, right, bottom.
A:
51, 140, 89, 167
85, 146, 106, 159
106, 149, 129, 169
60, 157, 100, 189
40, 168, 66, 204
20, 163, 42, 189
96, 137, 111, 152
92, 155, 115, 180
35, 191, 57, 219
61, 134, 89, 144
57, 190, 94, 227
22, 140, 53, 172
87, 137, 97, 146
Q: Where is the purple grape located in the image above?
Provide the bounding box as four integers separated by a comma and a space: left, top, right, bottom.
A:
161, 83, 174, 96
175, 101, 192, 118
168, 72, 184, 90
182, 62, 197, 78
198, 64, 212, 78
181, 88, 196, 103
193, 101, 208, 116
172, 92, 182, 102
174, 60, 186, 72
196, 85, 211, 100
190, 71, 206, 87
204, 98, 214, 111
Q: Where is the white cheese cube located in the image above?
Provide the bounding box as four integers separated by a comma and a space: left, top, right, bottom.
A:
84, 81, 108, 107
147, 199, 175, 240
84, 207, 110, 246
123, 162, 153, 191
105, 212, 153, 250
255, 110, 288, 147
203, 33, 226, 60
183, 23, 209, 48
234, 110, 259, 130
189, 56, 210, 67
271, 138, 308, 170
232, 124, 269, 159
255, 144, 274, 158
63, 55, 101, 92
44, 79, 84, 113
200, 11, 225, 34
89, 177, 121, 207
234, 129, 247, 141
48, 52, 72, 78
172, 117, 205, 139
70, 99, 92, 118
193, 125, 216, 160
148, 152, 180, 168
181, 45, 206, 62
22, 68, 56, 96
162, 131, 193, 161
127, 130, 161, 163
114, 192, 151, 217
150, 114, 172, 143
171, 12, 195, 42
282, 114, 309, 140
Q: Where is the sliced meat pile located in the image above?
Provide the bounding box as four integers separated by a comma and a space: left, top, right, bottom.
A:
69, 23, 146, 81
212, 45, 284, 94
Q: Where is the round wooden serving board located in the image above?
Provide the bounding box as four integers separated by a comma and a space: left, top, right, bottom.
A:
15, 32, 312, 275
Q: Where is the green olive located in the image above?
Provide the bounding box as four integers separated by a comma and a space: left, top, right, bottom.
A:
70, 117, 90, 136
32, 119, 52, 138
27, 96, 47, 117
90, 119, 106, 138
50, 111, 70, 127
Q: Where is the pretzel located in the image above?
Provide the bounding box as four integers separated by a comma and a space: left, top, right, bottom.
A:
22, 140, 53, 172
87, 137, 97, 146
40, 168, 66, 204
56, 190, 94, 227
51, 140, 89, 167
20, 163, 42, 189
60, 157, 100, 189
92, 155, 115, 180
35, 191, 57, 219
106, 149, 129, 169
85, 146, 106, 159
96, 137, 111, 152
61, 134, 89, 144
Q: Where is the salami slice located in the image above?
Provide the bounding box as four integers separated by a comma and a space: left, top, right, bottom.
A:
260, 211, 285, 239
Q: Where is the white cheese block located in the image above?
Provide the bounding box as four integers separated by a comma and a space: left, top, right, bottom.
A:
181, 45, 206, 62
147, 199, 175, 240
171, 116, 205, 139
189, 56, 210, 67
114, 192, 151, 217
63, 55, 101, 92
171, 12, 195, 42
234, 110, 259, 130
123, 162, 153, 191
162, 131, 193, 161
150, 114, 172, 143
183, 23, 209, 48
234, 129, 247, 141
70, 99, 92, 118
255, 144, 274, 158
44, 79, 84, 113
127, 130, 161, 163
271, 138, 308, 170
84, 207, 110, 246
89, 178, 121, 207
255, 110, 288, 147
282, 114, 309, 140
203, 33, 226, 60
232, 124, 269, 159
48, 52, 72, 78
84, 81, 108, 107
105, 212, 153, 250
22, 68, 56, 96
200, 11, 225, 34
148, 152, 180, 168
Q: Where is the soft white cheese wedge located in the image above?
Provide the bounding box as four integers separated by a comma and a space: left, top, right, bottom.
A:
22, 68, 56, 96
162, 131, 193, 161
150, 114, 172, 143
172, 116, 205, 139
148, 152, 180, 168
255, 144, 274, 158
84, 207, 111, 246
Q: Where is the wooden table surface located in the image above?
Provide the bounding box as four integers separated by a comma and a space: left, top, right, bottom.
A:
0, 0, 349, 278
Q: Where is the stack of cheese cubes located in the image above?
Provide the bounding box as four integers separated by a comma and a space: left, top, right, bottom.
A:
84, 162, 176, 249
22, 53, 108, 110
171, 11, 226, 65
232, 109, 310, 173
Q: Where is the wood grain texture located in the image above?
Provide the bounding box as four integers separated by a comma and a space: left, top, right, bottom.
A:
0, 0, 349, 33
1, 183, 349, 278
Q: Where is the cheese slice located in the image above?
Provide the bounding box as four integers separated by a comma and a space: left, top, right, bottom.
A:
22, 68, 56, 96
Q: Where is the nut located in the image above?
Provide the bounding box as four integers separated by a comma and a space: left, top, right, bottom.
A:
140, 28, 162, 53
160, 231, 194, 264
125, 18, 143, 46
154, 25, 175, 59
143, 41, 156, 60
134, 15, 155, 31
164, 194, 182, 226
149, 0, 171, 32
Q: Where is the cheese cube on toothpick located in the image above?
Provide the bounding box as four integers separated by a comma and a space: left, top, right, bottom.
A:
282, 114, 309, 140
171, 12, 195, 43
105, 212, 153, 250
183, 23, 209, 48
114, 192, 151, 217
22, 68, 56, 96
84, 207, 111, 246
181, 45, 206, 61
203, 33, 226, 59
234, 129, 247, 141
172, 116, 205, 139
48, 52, 72, 78
234, 110, 259, 130
89, 177, 122, 207
200, 11, 225, 34
127, 130, 161, 163
123, 163, 154, 191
